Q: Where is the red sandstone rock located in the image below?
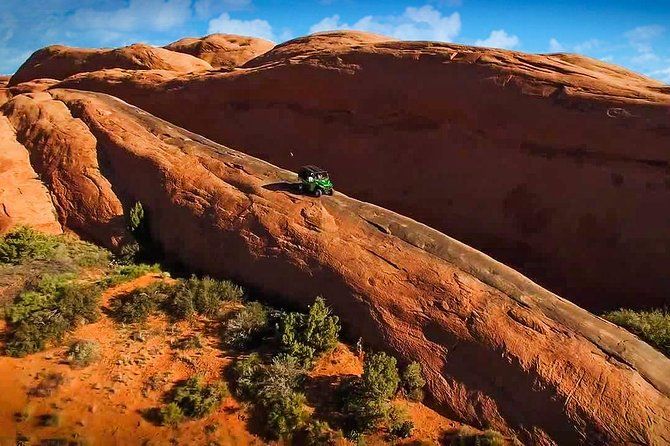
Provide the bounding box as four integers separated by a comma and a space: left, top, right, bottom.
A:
3, 87, 668, 445
58, 31, 670, 311
165, 34, 274, 69
1, 91, 129, 246
8, 43, 212, 86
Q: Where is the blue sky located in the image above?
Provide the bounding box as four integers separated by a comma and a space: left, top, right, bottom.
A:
1, 0, 669, 82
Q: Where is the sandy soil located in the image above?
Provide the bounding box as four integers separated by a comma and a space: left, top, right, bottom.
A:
0, 275, 459, 445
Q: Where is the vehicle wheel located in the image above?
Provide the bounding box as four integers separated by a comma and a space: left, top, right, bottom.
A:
326, 189, 334, 196
314, 188, 322, 197
297, 183, 303, 193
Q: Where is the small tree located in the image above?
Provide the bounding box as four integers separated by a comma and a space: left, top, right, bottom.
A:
362, 352, 399, 400
401, 362, 426, 401
127, 202, 145, 234
279, 297, 340, 366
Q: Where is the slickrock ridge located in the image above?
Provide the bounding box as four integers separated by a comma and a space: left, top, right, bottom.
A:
56, 31, 670, 311
8, 43, 212, 86
165, 34, 275, 69
2, 86, 668, 445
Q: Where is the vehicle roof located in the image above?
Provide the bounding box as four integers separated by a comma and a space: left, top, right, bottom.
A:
300, 165, 328, 174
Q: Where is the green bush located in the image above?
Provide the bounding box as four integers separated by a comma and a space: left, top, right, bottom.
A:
448, 429, 506, 446
603, 308, 670, 356
110, 282, 170, 323
388, 406, 414, 439
232, 353, 264, 399
5, 277, 101, 357
304, 420, 341, 446
265, 390, 308, 439
159, 402, 184, 426
401, 361, 426, 401
221, 302, 270, 348
339, 352, 401, 435
0, 227, 58, 264
362, 352, 399, 400
0, 227, 109, 269
279, 297, 340, 366
128, 202, 145, 235
187, 276, 243, 317
257, 354, 306, 401
101, 263, 161, 288
66, 340, 100, 368
111, 277, 245, 324
117, 240, 141, 265
160, 376, 228, 424
232, 353, 309, 439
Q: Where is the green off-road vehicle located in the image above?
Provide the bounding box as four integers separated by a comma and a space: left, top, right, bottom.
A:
298, 165, 334, 197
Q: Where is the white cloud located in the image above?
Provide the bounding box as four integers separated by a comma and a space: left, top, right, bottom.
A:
474, 29, 519, 49
309, 5, 461, 42
193, 0, 251, 19
0, 13, 16, 44
208, 13, 275, 41
69, 0, 192, 35
625, 25, 664, 52
624, 24, 665, 67
649, 67, 670, 83
573, 38, 601, 53
548, 37, 563, 52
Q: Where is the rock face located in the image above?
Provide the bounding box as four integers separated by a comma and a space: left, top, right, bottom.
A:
165, 34, 274, 69
0, 115, 61, 234
2, 86, 669, 445
8, 44, 212, 86
58, 31, 670, 312
0, 91, 128, 246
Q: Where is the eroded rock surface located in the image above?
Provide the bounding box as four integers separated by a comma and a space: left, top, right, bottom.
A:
0, 115, 61, 234
3, 87, 667, 445
1, 91, 128, 246
165, 34, 274, 69
56, 31, 670, 311
9, 44, 212, 86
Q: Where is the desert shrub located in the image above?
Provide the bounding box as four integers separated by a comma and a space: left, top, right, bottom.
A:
110, 282, 173, 323
232, 353, 264, 399
401, 361, 426, 401
66, 340, 100, 368
603, 308, 670, 356
387, 406, 414, 439
221, 302, 270, 348
0, 227, 109, 269
448, 429, 506, 446
304, 419, 341, 446
117, 240, 141, 265
159, 402, 184, 426
339, 352, 401, 435
0, 226, 58, 264
232, 353, 309, 439
160, 376, 228, 425
164, 284, 196, 320
5, 278, 101, 357
278, 297, 340, 366
265, 390, 308, 439
257, 354, 306, 401
187, 276, 243, 317
101, 263, 161, 288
